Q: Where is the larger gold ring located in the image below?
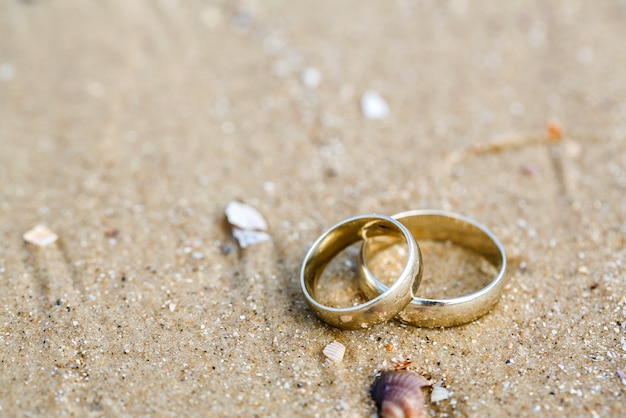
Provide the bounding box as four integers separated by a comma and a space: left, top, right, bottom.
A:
357, 210, 506, 327
300, 215, 423, 330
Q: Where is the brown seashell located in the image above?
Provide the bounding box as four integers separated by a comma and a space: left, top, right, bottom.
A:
370, 371, 430, 418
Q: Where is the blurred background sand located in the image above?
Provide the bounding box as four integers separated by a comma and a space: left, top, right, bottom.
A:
1, 1, 625, 416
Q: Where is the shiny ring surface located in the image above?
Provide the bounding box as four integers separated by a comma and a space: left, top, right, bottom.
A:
300, 214, 423, 330
357, 210, 506, 327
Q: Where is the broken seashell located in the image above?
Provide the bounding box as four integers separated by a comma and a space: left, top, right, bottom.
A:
231, 228, 270, 248
23, 225, 58, 247
225, 201, 268, 231
225, 201, 270, 248
322, 341, 346, 363
370, 370, 430, 418
430, 385, 450, 403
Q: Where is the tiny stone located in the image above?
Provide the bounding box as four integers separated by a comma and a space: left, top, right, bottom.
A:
301, 67, 321, 88
565, 141, 582, 159
0, 63, 15, 81
520, 164, 539, 176
361, 91, 389, 119
519, 262, 527, 273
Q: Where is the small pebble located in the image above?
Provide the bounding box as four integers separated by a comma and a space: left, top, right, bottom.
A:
23, 225, 58, 246
546, 120, 562, 141
520, 164, 539, 176
0, 63, 15, 81
323, 341, 346, 363
361, 91, 389, 119
565, 141, 582, 160
301, 67, 321, 88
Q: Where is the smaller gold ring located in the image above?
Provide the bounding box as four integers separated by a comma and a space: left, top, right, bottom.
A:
357, 210, 506, 327
300, 215, 423, 330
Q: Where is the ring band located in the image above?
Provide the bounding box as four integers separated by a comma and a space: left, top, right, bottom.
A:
357, 210, 506, 327
300, 215, 423, 330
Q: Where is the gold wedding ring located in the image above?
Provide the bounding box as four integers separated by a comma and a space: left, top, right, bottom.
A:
357, 210, 506, 327
300, 215, 423, 330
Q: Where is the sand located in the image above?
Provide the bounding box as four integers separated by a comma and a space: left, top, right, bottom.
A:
1, 1, 625, 416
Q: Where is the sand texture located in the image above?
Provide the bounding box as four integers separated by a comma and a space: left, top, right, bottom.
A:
1, 1, 626, 416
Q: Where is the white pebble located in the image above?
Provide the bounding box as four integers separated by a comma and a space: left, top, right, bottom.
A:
361, 91, 389, 119
430, 386, 450, 403
323, 341, 346, 363
0, 63, 15, 81
301, 67, 321, 88
23, 225, 58, 247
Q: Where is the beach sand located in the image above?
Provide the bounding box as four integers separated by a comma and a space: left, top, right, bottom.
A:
1, 1, 625, 416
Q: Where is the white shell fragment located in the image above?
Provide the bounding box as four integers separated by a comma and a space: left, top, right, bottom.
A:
323, 341, 346, 363
430, 385, 450, 403
226, 201, 268, 230
225, 201, 270, 248
231, 229, 270, 248
23, 225, 58, 246
361, 90, 389, 119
